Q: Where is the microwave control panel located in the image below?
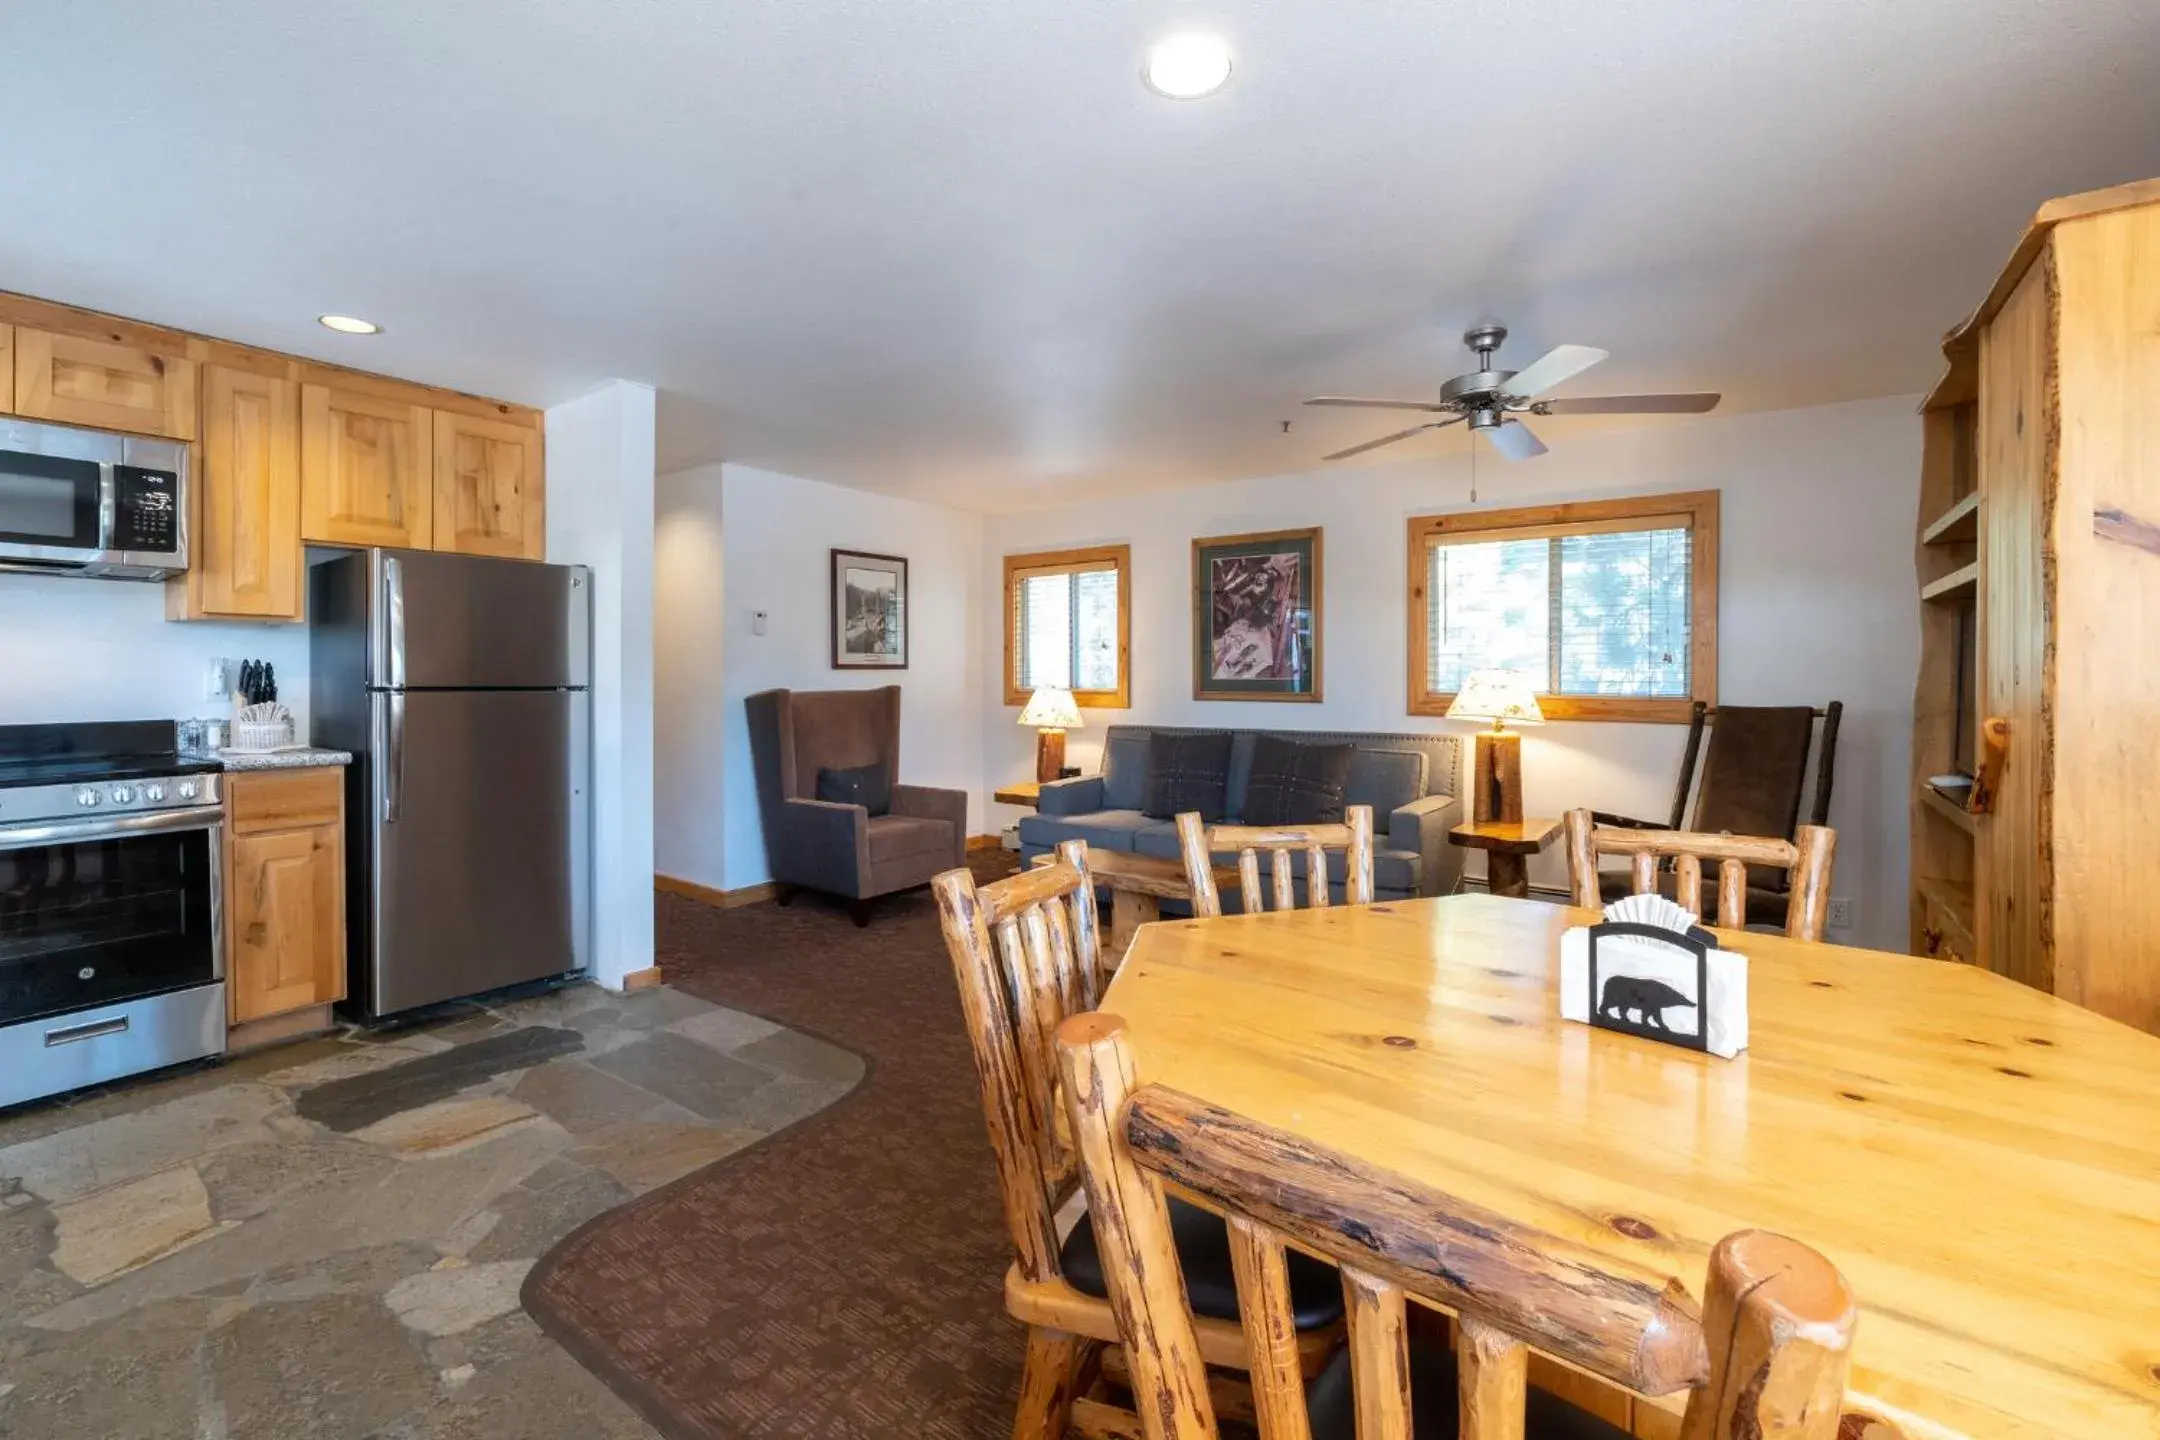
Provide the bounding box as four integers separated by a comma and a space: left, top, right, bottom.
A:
113, 466, 180, 553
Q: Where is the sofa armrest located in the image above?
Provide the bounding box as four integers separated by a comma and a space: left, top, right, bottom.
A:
1036, 775, 1104, 816
778, 798, 871, 895
1390, 793, 1465, 897
892, 784, 968, 865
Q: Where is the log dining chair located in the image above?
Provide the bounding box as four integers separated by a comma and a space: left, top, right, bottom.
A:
933, 843, 1343, 1440
1057, 1012, 1869, 1440
1561, 808, 1838, 942
1174, 806, 1376, 918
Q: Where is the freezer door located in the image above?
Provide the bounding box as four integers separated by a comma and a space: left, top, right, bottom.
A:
368, 689, 590, 1016
368, 548, 591, 690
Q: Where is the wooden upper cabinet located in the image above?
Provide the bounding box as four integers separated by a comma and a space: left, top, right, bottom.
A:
13, 326, 197, 438
300, 383, 433, 548
0, 325, 13, 411
190, 365, 302, 620
433, 411, 545, 558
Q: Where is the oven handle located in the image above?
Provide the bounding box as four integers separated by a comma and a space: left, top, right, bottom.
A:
0, 805, 224, 851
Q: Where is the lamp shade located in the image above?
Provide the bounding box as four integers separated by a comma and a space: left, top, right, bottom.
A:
1018, 687, 1084, 730
1445, 669, 1545, 727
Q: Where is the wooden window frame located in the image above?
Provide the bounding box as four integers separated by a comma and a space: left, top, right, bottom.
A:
1003, 543, 1132, 709
1406, 490, 1718, 723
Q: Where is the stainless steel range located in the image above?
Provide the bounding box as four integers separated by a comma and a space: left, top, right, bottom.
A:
0, 721, 225, 1110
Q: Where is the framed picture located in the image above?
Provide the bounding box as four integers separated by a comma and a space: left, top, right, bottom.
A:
830, 548, 909, 669
1192, 527, 1322, 701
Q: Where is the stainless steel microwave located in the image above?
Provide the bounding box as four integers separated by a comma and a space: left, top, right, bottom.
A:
0, 417, 188, 580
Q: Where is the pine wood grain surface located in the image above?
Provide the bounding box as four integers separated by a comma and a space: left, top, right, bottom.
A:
1099, 894, 2160, 1440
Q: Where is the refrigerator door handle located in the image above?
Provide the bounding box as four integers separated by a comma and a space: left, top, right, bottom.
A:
384, 554, 407, 690
384, 692, 406, 822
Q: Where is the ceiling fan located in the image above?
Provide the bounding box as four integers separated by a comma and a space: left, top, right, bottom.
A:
1305, 323, 1720, 462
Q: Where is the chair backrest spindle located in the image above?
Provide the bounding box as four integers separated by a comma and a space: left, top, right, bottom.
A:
1176, 806, 1376, 917
1563, 808, 1838, 941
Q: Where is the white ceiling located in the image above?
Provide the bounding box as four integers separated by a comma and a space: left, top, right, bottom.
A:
6, 2, 2159, 512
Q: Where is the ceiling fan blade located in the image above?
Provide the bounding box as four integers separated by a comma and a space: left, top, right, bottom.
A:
1323, 417, 1464, 461
1536, 392, 1722, 415
1482, 420, 1548, 461
1502, 344, 1608, 399
1304, 396, 1450, 413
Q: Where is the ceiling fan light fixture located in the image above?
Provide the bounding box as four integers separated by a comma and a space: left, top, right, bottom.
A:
1143, 32, 1233, 99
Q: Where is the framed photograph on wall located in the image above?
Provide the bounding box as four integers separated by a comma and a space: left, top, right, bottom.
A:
831, 548, 909, 669
1192, 527, 1322, 701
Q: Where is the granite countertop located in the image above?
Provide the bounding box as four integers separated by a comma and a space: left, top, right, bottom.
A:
218, 747, 354, 772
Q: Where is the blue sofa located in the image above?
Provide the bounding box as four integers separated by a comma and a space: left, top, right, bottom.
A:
1018, 724, 1465, 904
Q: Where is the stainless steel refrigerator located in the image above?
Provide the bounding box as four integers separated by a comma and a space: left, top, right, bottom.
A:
310, 548, 592, 1019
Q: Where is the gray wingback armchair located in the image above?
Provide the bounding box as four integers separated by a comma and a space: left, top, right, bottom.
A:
744, 686, 968, 925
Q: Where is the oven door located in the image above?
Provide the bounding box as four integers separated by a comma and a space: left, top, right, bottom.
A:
0, 807, 222, 1028
0, 448, 104, 567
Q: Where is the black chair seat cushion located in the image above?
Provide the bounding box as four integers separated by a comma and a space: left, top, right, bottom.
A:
1305, 1335, 1635, 1439
1060, 1195, 1344, 1330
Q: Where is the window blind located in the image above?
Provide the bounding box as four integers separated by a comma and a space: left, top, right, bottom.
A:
1014, 564, 1120, 693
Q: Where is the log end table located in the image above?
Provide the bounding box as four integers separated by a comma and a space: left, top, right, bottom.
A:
1448, 817, 1561, 900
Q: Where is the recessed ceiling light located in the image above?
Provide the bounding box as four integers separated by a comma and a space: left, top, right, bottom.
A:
1143, 32, 1233, 100
317, 314, 381, 335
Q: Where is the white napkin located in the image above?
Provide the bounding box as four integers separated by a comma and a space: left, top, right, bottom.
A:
1559, 895, 1748, 1059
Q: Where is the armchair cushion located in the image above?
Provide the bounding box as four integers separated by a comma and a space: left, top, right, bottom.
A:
817, 762, 891, 817
867, 814, 954, 864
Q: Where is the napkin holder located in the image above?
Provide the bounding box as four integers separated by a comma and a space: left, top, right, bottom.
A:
1560, 894, 1748, 1059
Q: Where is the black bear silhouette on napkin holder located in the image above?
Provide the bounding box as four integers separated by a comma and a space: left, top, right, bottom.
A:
1586, 920, 1715, 1053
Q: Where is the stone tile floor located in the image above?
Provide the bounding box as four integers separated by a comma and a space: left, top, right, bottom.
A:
0, 982, 862, 1439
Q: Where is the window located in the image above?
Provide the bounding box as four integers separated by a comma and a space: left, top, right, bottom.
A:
1406, 491, 1717, 721
1004, 544, 1131, 708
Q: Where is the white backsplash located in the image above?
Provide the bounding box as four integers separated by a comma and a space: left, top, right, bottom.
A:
0, 572, 310, 735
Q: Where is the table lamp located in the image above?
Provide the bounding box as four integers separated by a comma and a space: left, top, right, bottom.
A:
1445, 669, 1544, 824
1018, 686, 1084, 783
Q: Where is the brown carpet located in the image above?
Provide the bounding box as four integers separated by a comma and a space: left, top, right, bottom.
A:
525, 853, 1026, 1439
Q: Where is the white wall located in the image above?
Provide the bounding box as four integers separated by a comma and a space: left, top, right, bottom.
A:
664, 462, 985, 892
546, 381, 658, 990
0, 574, 310, 732
654, 464, 728, 889
981, 397, 1921, 952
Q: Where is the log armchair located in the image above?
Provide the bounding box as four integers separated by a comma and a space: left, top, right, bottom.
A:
933, 848, 1343, 1440
1173, 807, 1377, 917
744, 686, 967, 925
1563, 808, 1838, 942
1058, 1012, 1872, 1440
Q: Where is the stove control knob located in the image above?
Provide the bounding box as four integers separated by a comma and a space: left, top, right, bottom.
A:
76, 788, 101, 807
110, 785, 135, 805
177, 781, 199, 801
144, 784, 166, 803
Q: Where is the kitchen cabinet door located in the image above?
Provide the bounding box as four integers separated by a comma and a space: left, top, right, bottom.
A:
300, 383, 433, 548
432, 411, 545, 558
13, 326, 197, 438
191, 365, 302, 619
227, 808, 346, 1024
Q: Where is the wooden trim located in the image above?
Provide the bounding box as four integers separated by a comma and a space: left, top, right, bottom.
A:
654, 873, 780, 909
619, 966, 664, 992
1003, 544, 1132, 709
0, 288, 541, 427
225, 1002, 336, 1055
1406, 491, 1718, 723
1189, 526, 1324, 703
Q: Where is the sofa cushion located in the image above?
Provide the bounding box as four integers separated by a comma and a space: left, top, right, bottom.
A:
1345, 747, 1427, 818
866, 814, 952, 862
1241, 736, 1354, 825
1017, 809, 1152, 853
816, 762, 890, 817
1100, 730, 1152, 812
1141, 731, 1233, 821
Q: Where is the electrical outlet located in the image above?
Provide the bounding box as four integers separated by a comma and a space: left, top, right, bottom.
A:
752, 609, 769, 636
205, 658, 232, 700
1827, 898, 1853, 930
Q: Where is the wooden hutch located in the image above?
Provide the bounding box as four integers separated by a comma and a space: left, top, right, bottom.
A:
1911, 177, 2160, 1035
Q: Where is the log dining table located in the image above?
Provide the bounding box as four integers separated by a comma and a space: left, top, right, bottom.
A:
1097, 893, 2160, 1440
